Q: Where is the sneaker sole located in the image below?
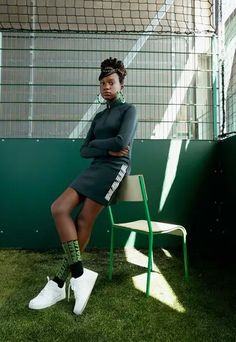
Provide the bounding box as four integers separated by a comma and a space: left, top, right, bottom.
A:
28, 294, 66, 310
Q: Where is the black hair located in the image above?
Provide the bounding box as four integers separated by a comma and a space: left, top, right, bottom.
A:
98, 57, 127, 85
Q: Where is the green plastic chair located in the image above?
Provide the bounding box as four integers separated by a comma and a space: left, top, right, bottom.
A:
108, 174, 189, 297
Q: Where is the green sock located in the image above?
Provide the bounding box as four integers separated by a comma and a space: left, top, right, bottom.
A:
54, 257, 70, 283
62, 240, 83, 278
62, 240, 82, 265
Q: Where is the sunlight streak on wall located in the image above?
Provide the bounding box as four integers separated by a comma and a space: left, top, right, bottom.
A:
158, 140, 182, 213
185, 139, 190, 151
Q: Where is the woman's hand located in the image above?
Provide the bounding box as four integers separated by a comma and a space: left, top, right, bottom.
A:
108, 147, 129, 157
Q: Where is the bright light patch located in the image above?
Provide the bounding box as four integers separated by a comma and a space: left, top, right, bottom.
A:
185, 139, 190, 151
158, 139, 182, 212
124, 247, 158, 272
222, 0, 236, 23
125, 248, 185, 313
132, 272, 185, 313
125, 231, 137, 249
161, 248, 172, 258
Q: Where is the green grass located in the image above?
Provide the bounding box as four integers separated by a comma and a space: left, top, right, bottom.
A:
0, 248, 235, 342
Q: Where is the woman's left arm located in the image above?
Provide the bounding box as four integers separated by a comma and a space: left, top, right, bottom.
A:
88, 105, 137, 151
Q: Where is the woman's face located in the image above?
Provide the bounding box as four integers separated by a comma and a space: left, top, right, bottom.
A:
99, 73, 123, 102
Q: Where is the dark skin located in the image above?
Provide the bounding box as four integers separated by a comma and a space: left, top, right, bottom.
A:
51, 72, 129, 251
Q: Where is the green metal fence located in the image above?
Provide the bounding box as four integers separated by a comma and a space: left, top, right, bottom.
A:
224, 8, 236, 135
0, 31, 219, 139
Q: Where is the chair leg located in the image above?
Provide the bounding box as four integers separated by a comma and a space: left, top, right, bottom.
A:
146, 234, 153, 297
108, 226, 114, 280
183, 235, 189, 281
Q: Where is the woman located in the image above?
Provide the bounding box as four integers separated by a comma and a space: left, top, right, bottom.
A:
29, 57, 137, 315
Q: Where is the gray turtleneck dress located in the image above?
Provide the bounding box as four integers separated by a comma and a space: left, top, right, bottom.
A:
70, 99, 137, 206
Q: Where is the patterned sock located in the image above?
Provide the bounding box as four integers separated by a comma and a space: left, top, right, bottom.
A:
62, 240, 83, 278
53, 257, 70, 288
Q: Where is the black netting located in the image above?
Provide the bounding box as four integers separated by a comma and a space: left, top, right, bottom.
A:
0, 0, 214, 34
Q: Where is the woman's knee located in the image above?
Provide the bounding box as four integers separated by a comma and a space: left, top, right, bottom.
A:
51, 188, 80, 218
51, 200, 69, 218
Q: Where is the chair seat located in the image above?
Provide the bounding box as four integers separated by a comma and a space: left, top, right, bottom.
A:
114, 219, 186, 236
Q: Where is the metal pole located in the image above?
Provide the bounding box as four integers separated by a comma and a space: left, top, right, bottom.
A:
0, 32, 2, 104
28, 0, 36, 137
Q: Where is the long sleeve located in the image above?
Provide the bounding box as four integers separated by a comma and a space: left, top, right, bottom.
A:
88, 105, 137, 151
80, 121, 108, 159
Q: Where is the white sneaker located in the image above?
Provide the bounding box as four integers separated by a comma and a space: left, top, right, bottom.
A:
29, 277, 66, 310
69, 268, 98, 315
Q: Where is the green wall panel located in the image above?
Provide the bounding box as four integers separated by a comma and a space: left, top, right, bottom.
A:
218, 136, 236, 256
0, 139, 217, 250
132, 140, 218, 251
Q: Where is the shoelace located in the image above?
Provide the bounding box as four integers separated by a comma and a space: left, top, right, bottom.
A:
67, 280, 76, 302
38, 276, 50, 296
67, 283, 71, 302
67, 279, 79, 302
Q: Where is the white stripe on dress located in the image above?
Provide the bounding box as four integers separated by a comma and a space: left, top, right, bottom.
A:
104, 164, 128, 202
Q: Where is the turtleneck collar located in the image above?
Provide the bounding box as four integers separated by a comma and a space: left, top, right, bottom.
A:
106, 97, 124, 109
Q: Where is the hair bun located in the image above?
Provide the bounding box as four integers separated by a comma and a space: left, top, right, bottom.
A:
99, 57, 127, 83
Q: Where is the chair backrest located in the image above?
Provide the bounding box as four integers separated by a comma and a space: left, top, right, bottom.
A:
116, 174, 147, 202
108, 174, 152, 230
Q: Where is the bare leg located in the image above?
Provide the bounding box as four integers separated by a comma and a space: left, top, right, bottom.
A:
29, 188, 80, 310
70, 198, 103, 315
76, 198, 104, 252
29, 189, 103, 312
70, 199, 103, 315
51, 187, 81, 242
